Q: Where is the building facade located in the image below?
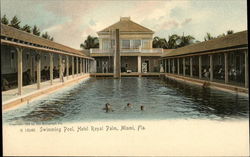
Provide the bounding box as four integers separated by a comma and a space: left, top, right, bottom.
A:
90, 17, 168, 74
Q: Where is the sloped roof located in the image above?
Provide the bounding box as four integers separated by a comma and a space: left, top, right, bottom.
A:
98, 17, 154, 33
1, 23, 86, 56
163, 30, 248, 57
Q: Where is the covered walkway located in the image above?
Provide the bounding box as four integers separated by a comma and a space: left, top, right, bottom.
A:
1, 24, 95, 98
162, 31, 248, 93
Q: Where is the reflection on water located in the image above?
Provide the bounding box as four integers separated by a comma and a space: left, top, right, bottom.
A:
3, 77, 249, 124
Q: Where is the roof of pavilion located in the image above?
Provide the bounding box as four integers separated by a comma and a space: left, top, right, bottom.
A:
98, 17, 154, 34
1, 23, 88, 57
162, 30, 248, 58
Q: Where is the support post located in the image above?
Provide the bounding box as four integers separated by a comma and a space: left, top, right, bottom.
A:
31, 54, 35, 82
210, 55, 213, 81
83, 59, 85, 73
190, 57, 193, 77
183, 58, 185, 76
37, 52, 41, 89
29, 52, 33, 82
245, 51, 248, 88
80, 58, 82, 74
72, 56, 74, 78
114, 29, 121, 78
86, 59, 88, 73
164, 59, 167, 73
66, 55, 69, 79
138, 56, 141, 73
168, 59, 170, 73
224, 53, 228, 83
59, 55, 62, 82
76, 57, 79, 76
17, 47, 23, 95
171, 59, 174, 73
89, 60, 91, 73
50, 53, 53, 85
199, 56, 202, 79
177, 58, 180, 75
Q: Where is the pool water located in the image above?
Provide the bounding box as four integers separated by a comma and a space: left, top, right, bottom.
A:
3, 77, 249, 124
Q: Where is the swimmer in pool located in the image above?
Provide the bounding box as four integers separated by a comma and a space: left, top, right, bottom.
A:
103, 103, 114, 112
124, 103, 133, 110
127, 103, 132, 108
140, 105, 144, 111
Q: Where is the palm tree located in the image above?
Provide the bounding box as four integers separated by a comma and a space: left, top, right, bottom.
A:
22, 24, 31, 33
204, 33, 214, 41
1, 14, 9, 25
9, 16, 21, 29
153, 36, 167, 48
80, 35, 99, 49
167, 34, 180, 49
178, 35, 195, 47
32, 25, 40, 36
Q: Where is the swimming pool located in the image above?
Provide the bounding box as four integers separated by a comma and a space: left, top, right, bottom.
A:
3, 77, 249, 124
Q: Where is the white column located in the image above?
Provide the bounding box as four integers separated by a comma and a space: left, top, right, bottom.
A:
37, 52, 41, 89
83, 59, 85, 73
76, 57, 79, 76
17, 48, 23, 95
171, 59, 174, 73
88, 60, 91, 73
224, 53, 228, 83
138, 56, 141, 73
72, 56, 74, 78
164, 59, 167, 73
245, 51, 248, 88
81, 58, 83, 74
29, 52, 33, 82
168, 59, 170, 73
30, 54, 35, 82
199, 56, 202, 79
66, 55, 69, 79
79, 58, 82, 75
190, 57, 193, 77
50, 53, 53, 85
59, 55, 62, 82
183, 58, 185, 76
177, 58, 180, 75
210, 55, 213, 81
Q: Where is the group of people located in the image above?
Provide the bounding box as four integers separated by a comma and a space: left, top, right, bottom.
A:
103, 103, 144, 113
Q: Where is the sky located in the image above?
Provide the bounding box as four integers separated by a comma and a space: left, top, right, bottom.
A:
1, 0, 247, 49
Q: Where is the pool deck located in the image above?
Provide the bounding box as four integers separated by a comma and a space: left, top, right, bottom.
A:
2, 74, 90, 110
165, 73, 249, 95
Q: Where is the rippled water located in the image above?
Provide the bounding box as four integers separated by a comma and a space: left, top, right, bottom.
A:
3, 77, 249, 124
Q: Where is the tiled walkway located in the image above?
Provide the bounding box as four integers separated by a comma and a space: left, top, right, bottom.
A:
2, 74, 87, 104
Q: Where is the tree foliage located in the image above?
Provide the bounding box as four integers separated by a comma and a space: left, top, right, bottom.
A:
204, 33, 214, 41
1, 14, 9, 25
153, 34, 195, 49
80, 35, 99, 49
1, 15, 54, 40
32, 25, 40, 36
205, 30, 234, 41
42, 31, 54, 41
10, 16, 21, 29
22, 24, 31, 33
